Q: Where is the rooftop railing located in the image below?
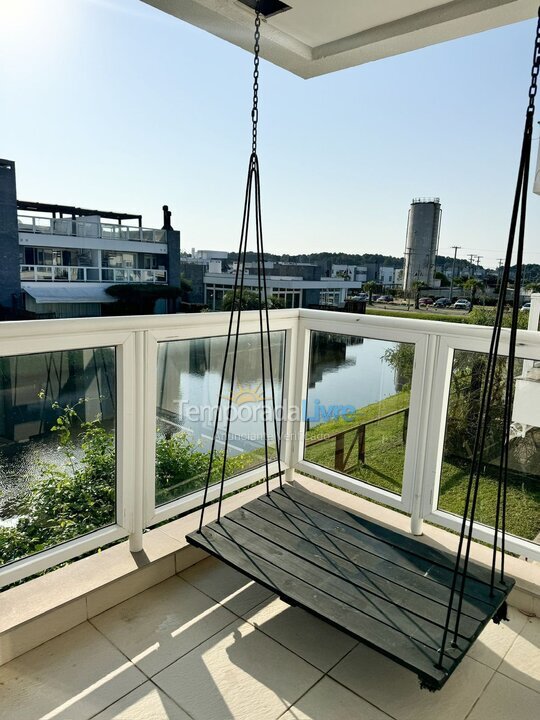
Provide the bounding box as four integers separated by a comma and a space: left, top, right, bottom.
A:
17, 215, 167, 244
0, 309, 538, 589
20, 265, 167, 283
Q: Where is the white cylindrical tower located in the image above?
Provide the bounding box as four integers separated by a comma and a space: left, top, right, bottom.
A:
403, 198, 442, 291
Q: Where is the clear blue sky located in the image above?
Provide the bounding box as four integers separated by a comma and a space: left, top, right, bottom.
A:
1, 0, 539, 268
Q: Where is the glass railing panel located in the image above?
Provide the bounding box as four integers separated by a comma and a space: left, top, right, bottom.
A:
155, 331, 286, 506
36, 266, 53, 281
0, 347, 117, 567
303, 331, 414, 497
20, 266, 35, 281
53, 266, 69, 281
438, 350, 540, 543
33, 218, 52, 234
17, 218, 34, 232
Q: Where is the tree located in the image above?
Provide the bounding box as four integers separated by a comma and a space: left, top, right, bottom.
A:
525, 282, 540, 294
222, 290, 284, 311
362, 281, 379, 304
463, 278, 484, 308
411, 281, 427, 310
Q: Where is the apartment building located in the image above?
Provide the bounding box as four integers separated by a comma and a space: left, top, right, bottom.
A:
0, 159, 181, 318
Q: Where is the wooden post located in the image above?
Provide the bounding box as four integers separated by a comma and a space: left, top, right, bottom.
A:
335, 432, 345, 471
358, 425, 366, 464
402, 407, 409, 445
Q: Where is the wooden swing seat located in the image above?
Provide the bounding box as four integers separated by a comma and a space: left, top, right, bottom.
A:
187, 482, 514, 691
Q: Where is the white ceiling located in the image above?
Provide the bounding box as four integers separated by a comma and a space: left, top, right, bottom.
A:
143, 0, 539, 78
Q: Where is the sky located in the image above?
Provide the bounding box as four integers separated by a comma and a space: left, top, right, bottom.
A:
0, 0, 539, 269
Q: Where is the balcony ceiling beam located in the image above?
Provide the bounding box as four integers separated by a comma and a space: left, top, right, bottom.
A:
143, 0, 539, 79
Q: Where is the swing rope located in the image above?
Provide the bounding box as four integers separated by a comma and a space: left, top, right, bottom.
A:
199, 5, 283, 532
438, 8, 540, 667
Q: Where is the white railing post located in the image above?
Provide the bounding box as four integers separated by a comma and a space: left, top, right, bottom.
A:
129, 331, 146, 552
283, 313, 309, 483
408, 334, 440, 536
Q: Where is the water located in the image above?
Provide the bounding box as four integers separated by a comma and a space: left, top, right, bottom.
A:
1, 333, 402, 515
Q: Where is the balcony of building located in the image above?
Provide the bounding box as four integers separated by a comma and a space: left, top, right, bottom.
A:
20, 264, 168, 284
17, 215, 167, 245
0, 308, 538, 719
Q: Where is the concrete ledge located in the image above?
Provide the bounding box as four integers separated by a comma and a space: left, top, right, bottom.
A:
1, 475, 538, 666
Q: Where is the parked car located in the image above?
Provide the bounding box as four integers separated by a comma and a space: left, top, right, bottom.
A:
433, 298, 451, 308
375, 295, 394, 303
453, 299, 471, 310
521, 302, 531, 312
418, 297, 434, 306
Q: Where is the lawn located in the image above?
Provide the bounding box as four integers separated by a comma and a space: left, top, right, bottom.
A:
303, 390, 540, 542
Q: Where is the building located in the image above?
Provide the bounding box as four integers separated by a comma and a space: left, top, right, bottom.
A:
0, 159, 180, 318
181, 256, 364, 309
403, 197, 442, 291
331, 265, 368, 282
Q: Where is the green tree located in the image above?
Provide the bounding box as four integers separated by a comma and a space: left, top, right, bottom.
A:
362, 281, 379, 304
411, 281, 427, 310
525, 282, 540, 294
463, 278, 484, 307
222, 290, 284, 311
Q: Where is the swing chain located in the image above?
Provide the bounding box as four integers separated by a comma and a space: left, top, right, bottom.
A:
251, 9, 261, 154
527, 9, 540, 115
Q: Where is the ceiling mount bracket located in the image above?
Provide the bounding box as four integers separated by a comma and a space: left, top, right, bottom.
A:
237, 0, 291, 19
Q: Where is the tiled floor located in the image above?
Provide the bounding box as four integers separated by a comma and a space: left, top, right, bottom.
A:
0, 557, 538, 720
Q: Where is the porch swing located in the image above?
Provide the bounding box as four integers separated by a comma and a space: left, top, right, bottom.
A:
187, 4, 540, 691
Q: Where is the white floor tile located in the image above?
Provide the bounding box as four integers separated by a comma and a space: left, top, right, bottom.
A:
468, 606, 528, 670
280, 676, 392, 720
153, 618, 322, 720
180, 556, 274, 616
91, 681, 190, 720
0, 622, 145, 720
243, 597, 356, 671
329, 643, 493, 720
497, 615, 540, 693
467, 672, 539, 720
91, 575, 236, 677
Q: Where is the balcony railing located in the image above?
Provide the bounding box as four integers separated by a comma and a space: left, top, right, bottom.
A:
17, 215, 167, 244
0, 308, 538, 589
20, 264, 167, 283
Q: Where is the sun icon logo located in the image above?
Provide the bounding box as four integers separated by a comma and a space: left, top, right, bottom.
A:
225, 383, 265, 406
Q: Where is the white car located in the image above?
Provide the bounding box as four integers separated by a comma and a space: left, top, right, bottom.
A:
521, 302, 531, 312
453, 299, 471, 310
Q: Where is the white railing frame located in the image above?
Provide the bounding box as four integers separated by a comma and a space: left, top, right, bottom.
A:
1, 308, 539, 588
20, 265, 167, 284
17, 215, 166, 244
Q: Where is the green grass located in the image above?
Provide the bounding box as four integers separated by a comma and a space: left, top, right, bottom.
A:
367, 307, 468, 323
304, 391, 540, 542
304, 391, 410, 495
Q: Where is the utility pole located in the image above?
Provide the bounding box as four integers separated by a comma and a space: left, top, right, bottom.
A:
467, 254, 476, 278
475, 255, 483, 277
449, 245, 461, 303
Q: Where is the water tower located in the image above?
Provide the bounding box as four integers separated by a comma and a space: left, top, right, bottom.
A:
403, 198, 442, 291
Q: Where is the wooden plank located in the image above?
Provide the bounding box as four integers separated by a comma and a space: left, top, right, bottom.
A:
240, 499, 492, 623
279, 484, 509, 593
186, 484, 514, 691
254, 490, 504, 608
188, 523, 453, 689
221, 512, 474, 646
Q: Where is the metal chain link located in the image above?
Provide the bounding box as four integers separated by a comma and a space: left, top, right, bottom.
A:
527, 8, 540, 114
251, 10, 261, 154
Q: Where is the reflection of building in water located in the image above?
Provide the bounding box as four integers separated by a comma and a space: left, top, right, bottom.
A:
0, 349, 115, 444
308, 332, 363, 388
157, 333, 285, 421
